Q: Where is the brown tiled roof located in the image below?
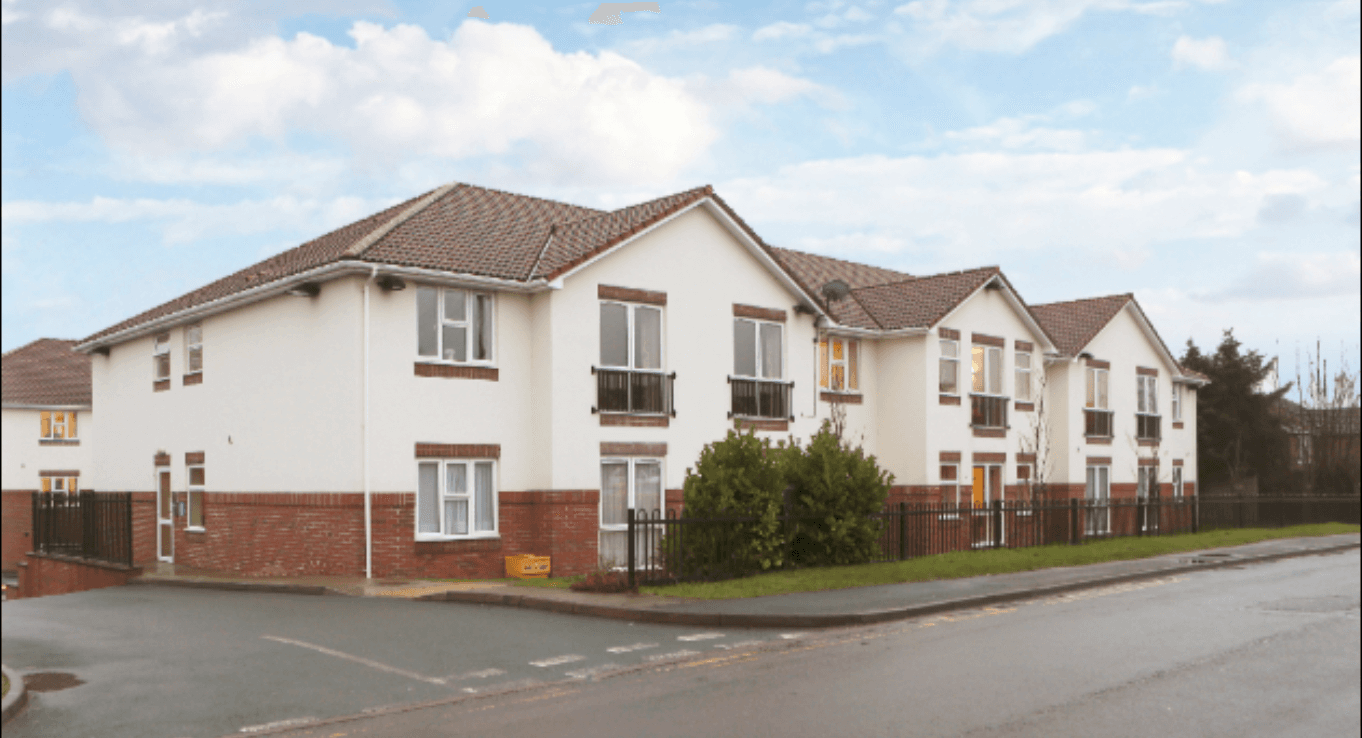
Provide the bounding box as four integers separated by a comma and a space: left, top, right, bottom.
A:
1031, 294, 1133, 356
770, 247, 911, 294
533, 186, 712, 280
2, 339, 92, 406
849, 267, 1002, 331
363, 184, 601, 280
82, 190, 439, 344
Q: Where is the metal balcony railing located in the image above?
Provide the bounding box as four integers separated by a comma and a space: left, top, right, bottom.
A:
728, 376, 793, 421
1085, 409, 1114, 438
1137, 413, 1161, 441
593, 367, 675, 416
971, 394, 1008, 429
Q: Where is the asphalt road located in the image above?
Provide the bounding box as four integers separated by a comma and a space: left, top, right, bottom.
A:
2, 550, 1357, 737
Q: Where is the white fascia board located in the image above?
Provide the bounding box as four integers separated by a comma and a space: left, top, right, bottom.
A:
74, 261, 542, 354
931, 274, 1059, 353
824, 325, 928, 340
552, 197, 827, 317
2, 403, 92, 411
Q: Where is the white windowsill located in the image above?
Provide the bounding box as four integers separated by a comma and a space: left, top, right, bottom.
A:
185, 526, 205, 533
415, 358, 498, 368
415, 533, 500, 542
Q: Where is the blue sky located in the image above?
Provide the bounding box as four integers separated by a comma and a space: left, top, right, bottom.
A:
3, 0, 1358, 386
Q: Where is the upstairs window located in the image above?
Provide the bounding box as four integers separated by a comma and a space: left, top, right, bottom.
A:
971, 345, 1003, 395
600, 302, 662, 371
1085, 367, 1109, 410
40, 411, 77, 440
1137, 375, 1159, 415
1171, 385, 1182, 421
185, 323, 203, 375
1014, 352, 1032, 402
154, 332, 171, 381
819, 337, 858, 392
1085, 366, 1112, 437
939, 339, 959, 394
417, 287, 494, 363
733, 319, 782, 380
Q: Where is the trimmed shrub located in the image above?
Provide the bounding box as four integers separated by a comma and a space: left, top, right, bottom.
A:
782, 421, 893, 567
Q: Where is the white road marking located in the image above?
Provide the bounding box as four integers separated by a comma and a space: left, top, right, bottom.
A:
240, 716, 318, 733
606, 642, 659, 653
780, 633, 805, 639
530, 654, 587, 667
262, 635, 445, 685
714, 640, 764, 650
461, 678, 541, 694
646, 649, 699, 662
565, 663, 624, 680
677, 632, 725, 641
448, 668, 505, 681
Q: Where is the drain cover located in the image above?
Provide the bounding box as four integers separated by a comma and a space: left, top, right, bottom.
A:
25, 672, 84, 692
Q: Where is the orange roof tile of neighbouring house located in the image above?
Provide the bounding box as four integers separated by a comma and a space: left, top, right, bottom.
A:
2, 339, 92, 407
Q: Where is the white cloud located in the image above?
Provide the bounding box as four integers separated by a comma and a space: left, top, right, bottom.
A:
717, 67, 839, 106
753, 21, 813, 41
1241, 56, 1361, 151
620, 23, 739, 54
943, 116, 1089, 152
8, 16, 727, 185
889, 0, 1178, 57
1201, 251, 1362, 301
1171, 35, 1233, 71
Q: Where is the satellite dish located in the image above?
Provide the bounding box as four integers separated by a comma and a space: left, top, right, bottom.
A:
821, 279, 851, 303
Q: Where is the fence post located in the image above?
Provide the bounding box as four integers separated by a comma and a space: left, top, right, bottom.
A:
992, 500, 1003, 549
898, 502, 907, 561
1069, 498, 1078, 545
1302, 496, 1310, 526
1193, 494, 1200, 534
627, 508, 635, 590
31, 492, 40, 555
1136, 495, 1144, 538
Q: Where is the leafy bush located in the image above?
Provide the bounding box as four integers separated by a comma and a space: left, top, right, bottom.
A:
782, 421, 893, 567
679, 425, 788, 578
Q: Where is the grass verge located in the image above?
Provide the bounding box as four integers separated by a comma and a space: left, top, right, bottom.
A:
638, 523, 1360, 600
2, 671, 8, 699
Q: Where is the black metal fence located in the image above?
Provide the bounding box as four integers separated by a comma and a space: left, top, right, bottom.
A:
625, 495, 1360, 586
32, 491, 134, 566
729, 377, 793, 420
593, 367, 676, 416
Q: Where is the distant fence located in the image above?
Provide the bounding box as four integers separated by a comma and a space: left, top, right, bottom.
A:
32, 492, 134, 567
625, 495, 1361, 586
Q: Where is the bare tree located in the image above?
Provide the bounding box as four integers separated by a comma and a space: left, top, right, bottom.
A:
1017, 363, 1054, 503
1292, 341, 1361, 495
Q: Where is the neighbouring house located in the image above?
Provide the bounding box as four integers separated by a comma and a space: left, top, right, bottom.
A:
1275, 398, 1361, 495
2, 338, 94, 573
74, 181, 1205, 579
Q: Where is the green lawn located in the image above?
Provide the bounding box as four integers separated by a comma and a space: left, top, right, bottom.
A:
636, 523, 1360, 600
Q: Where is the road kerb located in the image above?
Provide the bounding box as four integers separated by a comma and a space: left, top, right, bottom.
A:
421, 540, 1361, 629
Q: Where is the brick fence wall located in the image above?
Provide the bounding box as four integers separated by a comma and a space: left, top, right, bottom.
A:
15, 552, 142, 599
2, 489, 34, 572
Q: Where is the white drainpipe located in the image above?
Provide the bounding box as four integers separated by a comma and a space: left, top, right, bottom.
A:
364, 267, 376, 579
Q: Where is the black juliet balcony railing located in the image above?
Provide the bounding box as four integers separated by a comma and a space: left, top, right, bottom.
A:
728, 377, 794, 421
593, 367, 675, 416
1085, 409, 1114, 438
971, 394, 1008, 429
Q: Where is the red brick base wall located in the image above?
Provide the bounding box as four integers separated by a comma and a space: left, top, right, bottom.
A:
2, 489, 35, 573
138, 490, 605, 579
15, 552, 142, 599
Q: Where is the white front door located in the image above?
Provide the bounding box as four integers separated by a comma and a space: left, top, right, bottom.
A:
157, 469, 174, 562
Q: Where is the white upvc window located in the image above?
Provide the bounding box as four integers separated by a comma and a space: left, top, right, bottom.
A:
733, 319, 783, 379
187, 464, 205, 530
40, 475, 78, 496
599, 458, 663, 568
1171, 385, 1182, 421
185, 322, 203, 375
417, 287, 494, 364
1172, 466, 1184, 499
1085, 367, 1109, 409
416, 459, 497, 539
154, 332, 171, 381
1014, 352, 1032, 402
1085, 465, 1111, 536
40, 411, 77, 440
971, 345, 1004, 395
939, 339, 959, 394
1137, 375, 1159, 415
819, 337, 859, 392
600, 301, 663, 371
940, 462, 960, 507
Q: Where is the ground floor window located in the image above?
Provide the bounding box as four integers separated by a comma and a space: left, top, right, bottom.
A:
1085, 465, 1110, 536
1172, 467, 1184, 499
940, 463, 959, 505
417, 459, 496, 539
600, 458, 663, 568
40, 475, 77, 496
970, 464, 1004, 547
187, 464, 205, 529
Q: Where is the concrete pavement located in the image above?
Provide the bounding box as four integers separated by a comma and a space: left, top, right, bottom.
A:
129, 532, 1360, 628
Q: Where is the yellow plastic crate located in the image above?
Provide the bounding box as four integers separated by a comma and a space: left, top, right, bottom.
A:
505, 554, 551, 579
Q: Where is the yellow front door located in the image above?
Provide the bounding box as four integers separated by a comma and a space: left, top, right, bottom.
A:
972, 466, 986, 506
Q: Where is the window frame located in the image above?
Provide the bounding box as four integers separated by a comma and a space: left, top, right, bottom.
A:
415, 458, 499, 540
598, 300, 665, 373
186, 464, 205, 531
185, 322, 203, 376
1172, 466, 1184, 500
970, 344, 1005, 397
40, 475, 78, 497
1014, 351, 1032, 402
1136, 375, 1161, 440
939, 462, 961, 517
599, 457, 665, 569
1171, 384, 1182, 422
820, 336, 859, 393
153, 332, 171, 381
939, 339, 960, 395
416, 287, 497, 366
732, 318, 784, 380
39, 410, 77, 440
1085, 464, 1111, 536
1085, 367, 1110, 410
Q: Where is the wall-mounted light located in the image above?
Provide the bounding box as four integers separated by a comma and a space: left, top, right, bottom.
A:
286, 282, 322, 298
376, 275, 407, 291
